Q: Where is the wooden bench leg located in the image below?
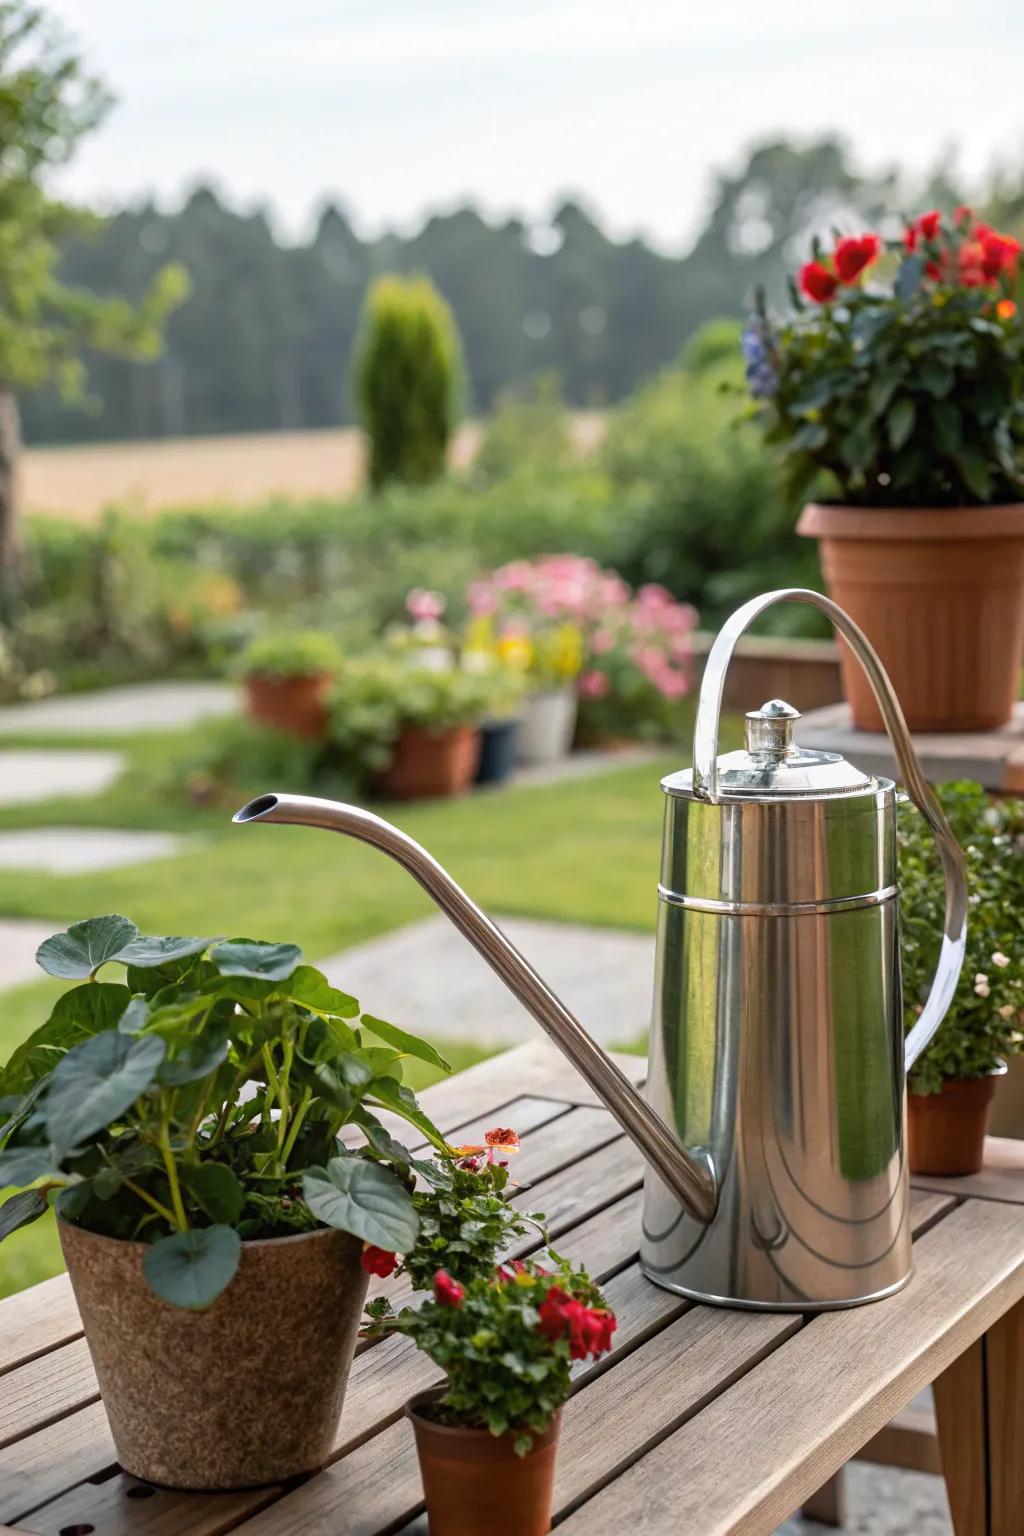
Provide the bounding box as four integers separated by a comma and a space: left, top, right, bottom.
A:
933, 1294, 1024, 1536
801, 1469, 847, 1526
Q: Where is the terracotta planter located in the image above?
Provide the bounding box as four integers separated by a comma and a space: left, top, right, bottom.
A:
379, 724, 480, 800
517, 686, 579, 764
59, 1219, 367, 1490
408, 1390, 561, 1536
244, 671, 333, 739
907, 1066, 1007, 1176
797, 502, 1024, 732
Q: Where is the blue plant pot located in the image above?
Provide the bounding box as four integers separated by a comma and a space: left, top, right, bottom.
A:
475, 718, 520, 785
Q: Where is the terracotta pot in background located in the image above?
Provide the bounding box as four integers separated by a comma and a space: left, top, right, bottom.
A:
907, 1066, 1007, 1176
244, 671, 333, 739
408, 1391, 561, 1536
379, 723, 480, 800
797, 503, 1024, 732
59, 1219, 367, 1490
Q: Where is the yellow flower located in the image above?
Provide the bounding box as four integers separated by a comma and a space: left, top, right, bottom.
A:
498, 631, 533, 672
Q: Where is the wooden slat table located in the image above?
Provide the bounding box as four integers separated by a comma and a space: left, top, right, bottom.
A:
2, 1039, 1023, 1536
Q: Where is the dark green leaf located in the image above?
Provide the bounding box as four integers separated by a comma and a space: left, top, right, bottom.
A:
0, 1144, 60, 1185
959, 453, 993, 500
0, 984, 132, 1097
210, 940, 302, 982
932, 399, 961, 454
918, 361, 954, 398
360, 1015, 452, 1073
365, 1074, 450, 1150
789, 421, 828, 452
35, 915, 139, 980
838, 420, 874, 474
302, 1156, 419, 1250
867, 375, 898, 417
887, 398, 916, 451
157, 1033, 229, 1086
0, 1188, 48, 1240
278, 966, 359, 1019
119, 935, 216, 969
142, 1225, 241, 1309
182, 1163, 245, 1224
358, 1112, 453, 1188
45, 1032, 166, 1151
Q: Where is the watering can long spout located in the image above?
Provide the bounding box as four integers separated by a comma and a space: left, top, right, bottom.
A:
233, 791, 718, 1223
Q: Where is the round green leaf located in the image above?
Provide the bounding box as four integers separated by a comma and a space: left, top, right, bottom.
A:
302, 1155, 419, 1251
279, 966, 358, 1019
210, 940, 302, 981
45, 1031, 166, 1151
36, 916, 139, 980
119, 935, 217, 968
0, 983, 133, 1098
182, 1162, 245, 1224
142, 1225, 241, 1309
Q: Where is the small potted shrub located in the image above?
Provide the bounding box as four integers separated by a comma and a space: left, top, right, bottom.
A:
365, 1256, 616, 1536
744, 209, 1024, 731
0, 914, 453, 1490
901, 784, 1024, 1173
239, 629, 343, 739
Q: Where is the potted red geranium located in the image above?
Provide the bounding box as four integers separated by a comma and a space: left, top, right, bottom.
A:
364, 1255, 616, 1536
745, 208, 1024, 732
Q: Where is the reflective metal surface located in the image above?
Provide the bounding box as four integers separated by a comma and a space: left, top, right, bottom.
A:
640, 587, 968, 1308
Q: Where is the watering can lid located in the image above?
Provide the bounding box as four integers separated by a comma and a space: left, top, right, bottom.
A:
668, 698, 879, 800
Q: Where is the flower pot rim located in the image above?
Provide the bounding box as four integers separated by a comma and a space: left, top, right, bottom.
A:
57, 1213, 349, 1257
909, 1060, 1009, 1098
245, 669, 334, 684
406, 1387, 560, 1449
798, 500, 1024, 542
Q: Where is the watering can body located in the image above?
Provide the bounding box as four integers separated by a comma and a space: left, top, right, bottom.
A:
235, 588, 967, 1312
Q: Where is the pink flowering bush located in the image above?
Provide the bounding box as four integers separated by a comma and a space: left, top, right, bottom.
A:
467, 555, 697, 741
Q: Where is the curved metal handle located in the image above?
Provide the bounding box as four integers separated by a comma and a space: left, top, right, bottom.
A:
693, 588, 968, 1074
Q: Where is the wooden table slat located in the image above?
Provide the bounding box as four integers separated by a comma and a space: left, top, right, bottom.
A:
556, 1196, 1024, 1536
0, 1338, 98, 1453
911, 1134, 1024, 1205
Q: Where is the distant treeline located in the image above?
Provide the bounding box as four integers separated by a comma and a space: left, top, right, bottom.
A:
22, 138, 1024, 445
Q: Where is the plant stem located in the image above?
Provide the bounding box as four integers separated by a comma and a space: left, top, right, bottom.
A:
159, 1096, 189, 1231
280, 1086, 312, 1168
123, 1177, 178, 1227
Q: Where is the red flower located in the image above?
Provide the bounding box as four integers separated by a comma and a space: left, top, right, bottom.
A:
834, 234, 880, 284
981, 230, 1021, 281
361, 1245, 398, 1278
484, 1127, 520, 1150
905, 210, 941, 251
997, 299, 1018, 320
954, 205, 974, 228
434, 1269, 465, 1309
799, 261, 838, 303
536, 1285, 617, 1360
537, 1286, 571, 1339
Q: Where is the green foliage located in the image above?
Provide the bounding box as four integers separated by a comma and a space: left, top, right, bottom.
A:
472, 372, 574, 485
749, 216, 1024, 506
357, 275, 462, 491
399, 1157, 546, 1291
680, 318, 744, 379
0, 914, 454, 1306
900, 783, 1024, 1094
364, 1256, 614, 1453
600, 367, 821, 631
238, 629, 343, 680
0, 3, 188, 397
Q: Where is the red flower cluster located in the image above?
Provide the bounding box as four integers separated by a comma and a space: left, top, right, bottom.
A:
537, 1285, 617, 1360
799, 231, 880, 303
361, 1244, 398, 1278
959, 225, 1021, 288
484, 1127, 520, 1151
434, 1269, 465, 1308
799, 211, 1022, 305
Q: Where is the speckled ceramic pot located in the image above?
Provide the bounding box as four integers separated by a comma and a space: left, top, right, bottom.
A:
58, 1218, 368, 1490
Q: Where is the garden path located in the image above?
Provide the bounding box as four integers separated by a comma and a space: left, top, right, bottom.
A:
0, 680, 237, 735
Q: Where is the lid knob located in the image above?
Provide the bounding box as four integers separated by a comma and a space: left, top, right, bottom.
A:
744, 698, 801, 761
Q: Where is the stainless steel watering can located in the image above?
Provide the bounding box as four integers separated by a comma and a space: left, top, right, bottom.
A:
234, 587, 968, 1311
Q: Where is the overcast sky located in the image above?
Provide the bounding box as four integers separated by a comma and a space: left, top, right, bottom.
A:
47, 0, 1024, 251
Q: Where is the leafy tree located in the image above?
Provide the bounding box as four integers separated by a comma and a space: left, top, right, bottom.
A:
356, 274, 462, 490
0, 2, 187, 600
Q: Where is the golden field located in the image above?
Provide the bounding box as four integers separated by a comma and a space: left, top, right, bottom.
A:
22, 415, 605, 521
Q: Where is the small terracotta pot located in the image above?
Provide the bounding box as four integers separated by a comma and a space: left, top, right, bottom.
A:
59, 1219, 367, 1490
797, 502, 1024, 732
907, 1067, 1006, 1176
408, 1390, 561, 1536
379, 724, 480, 800
244, 671, 333, 739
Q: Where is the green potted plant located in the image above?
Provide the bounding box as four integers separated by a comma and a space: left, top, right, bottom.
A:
364, 1256, 616, 1536
745, 209, 1024, 731
238, 629, 343, 739
900, 783, 1024, 1173
0, 914, 453, 1490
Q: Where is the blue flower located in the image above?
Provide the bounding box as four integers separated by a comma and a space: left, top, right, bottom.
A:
741, 318, 779, 399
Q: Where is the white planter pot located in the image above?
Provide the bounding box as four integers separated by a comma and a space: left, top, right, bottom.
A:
516, 687, 578, 764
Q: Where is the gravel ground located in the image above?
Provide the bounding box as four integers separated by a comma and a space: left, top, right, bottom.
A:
777, 1464, 951, 1535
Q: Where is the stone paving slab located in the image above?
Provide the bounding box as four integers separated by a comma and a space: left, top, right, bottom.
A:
777, 1463, 949, 1534
0, 916, 68, 987
799, 700, 1024, 792
320, 913, 655, 1048
0, 749, 124, 806
0, 681, 237, 736
0, 827, 186, 873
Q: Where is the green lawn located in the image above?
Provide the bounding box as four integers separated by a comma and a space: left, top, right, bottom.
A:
0, 709, 739, 1297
